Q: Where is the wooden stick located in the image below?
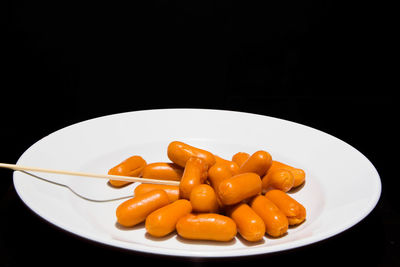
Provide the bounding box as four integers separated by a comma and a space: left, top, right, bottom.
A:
0, 163, 180, 186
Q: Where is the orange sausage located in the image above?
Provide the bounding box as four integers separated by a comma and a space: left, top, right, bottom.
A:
179, 157, 208, 199
140, 162, 183, 181
231, 152, 250, 167
238, 150, 272, 177
207, 162, 234, 192
145, 199, 192, 237
176, 213, 237, 242
134, 183, 179, 203
250, 195, 288, 237
265, 189, 306, 225
116, 189, 169, 227
189, 184, 219, 213
217, 172, 262, 205
262, 168, 294, 192
167, 141, 216, 168
214, 155, 239, 174
269, 160, 306, 187
226, 203, 265, 242
108, 155, 147, 187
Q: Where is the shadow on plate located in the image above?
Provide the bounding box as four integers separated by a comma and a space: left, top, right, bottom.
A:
114, 221, 145, 231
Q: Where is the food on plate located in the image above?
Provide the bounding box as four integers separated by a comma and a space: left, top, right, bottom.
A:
262, 168, 295, 192
207, 162, 234, 192
108, 155, 147, 187
145, 199, 192, 237
217, 172, 262, 205
213, 155, 239, 174
267, 160, 306, 188
231, 152, 250, 168
265, 189, 306, 225
116, 189, 169, 227
179, 157, 208, 199
167, 141, 216, 168
250, 195, 289, 237
112, 140, 306, 243
134, 184, 179, 203
189, 184, 219, 213
226, 203, 265, 242
140, 162, 183, 181
237, 150, 272, 177
176, 213, 237, 242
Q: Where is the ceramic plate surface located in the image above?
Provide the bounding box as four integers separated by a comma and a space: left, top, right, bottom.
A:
13, 109, 381, 257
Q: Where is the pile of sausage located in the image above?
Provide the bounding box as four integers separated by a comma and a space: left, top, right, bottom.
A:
109, 141, 306, 242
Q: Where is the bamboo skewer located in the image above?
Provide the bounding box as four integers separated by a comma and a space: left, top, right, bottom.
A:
0, 163, 180, 186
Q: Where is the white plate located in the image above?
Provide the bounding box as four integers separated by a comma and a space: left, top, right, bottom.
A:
13, 109, 381, 258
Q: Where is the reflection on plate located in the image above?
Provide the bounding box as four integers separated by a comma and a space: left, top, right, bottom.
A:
13, 109, 381, 257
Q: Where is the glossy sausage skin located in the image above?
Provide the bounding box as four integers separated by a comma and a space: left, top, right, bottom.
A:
134, 183, 179, 203
207, 162, 234, 192
250, 195, 288, 237
140, 162, 183, 181
167, 141, 216, 168
231, 152, 250, 168
262, 168, 294, 192
213, 155, 239, 174
116, 189, 169, 227
226, 203, 265, 242
238, 150, 272, 177
108, 155, 147, 187
145, 199, 192, 237
265, 189, 306, 225
189, 184, 219, 213
269, 160, 306, 187
176, 213, 237, 242
179, 157, 208, 199
217, 172, 262, 205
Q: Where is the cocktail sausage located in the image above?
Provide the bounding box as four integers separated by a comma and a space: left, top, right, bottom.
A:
145, 199, 192, 237
179, 157, 208, 199
213, 155, 239, 174
134, 184, 179, 203
226, 203, 265, 242
231, 152, 250, 168
218, 172, 262, 205
238, 150, 272, 177
207, 162, 234, 192
167, 141, 215, 168
108, 155, 147, 187
250, 195, 288, 237
189, 184, 219, 213
176, 213, 237, 242
262, 168, 294, 192
141, 162, 183, 181
265, 189, 306, 225
269, 160, 305, 187
116, 189, 169, 227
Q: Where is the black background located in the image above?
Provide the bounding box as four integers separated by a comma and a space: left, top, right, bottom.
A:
1, 1, 397, 266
